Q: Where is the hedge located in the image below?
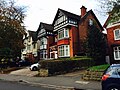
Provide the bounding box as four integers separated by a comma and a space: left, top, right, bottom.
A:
39, 58, 94, 76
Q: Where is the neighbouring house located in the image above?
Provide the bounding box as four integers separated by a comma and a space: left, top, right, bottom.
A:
21, 30, 38, 63
37, 6, 105, 60
104, 14, 120, 64
37, 22, 54, 60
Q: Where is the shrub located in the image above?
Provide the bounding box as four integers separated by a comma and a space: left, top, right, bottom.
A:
39, 58, 94, 76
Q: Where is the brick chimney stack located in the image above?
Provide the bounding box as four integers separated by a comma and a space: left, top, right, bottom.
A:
80, 6, 87, 17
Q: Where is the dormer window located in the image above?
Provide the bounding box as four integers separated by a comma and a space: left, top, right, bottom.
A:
89, 19, 93, 26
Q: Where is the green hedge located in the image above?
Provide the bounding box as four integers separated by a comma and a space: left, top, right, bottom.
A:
39, 58, 94, 75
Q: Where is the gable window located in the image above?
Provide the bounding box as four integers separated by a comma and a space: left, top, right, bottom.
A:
114, 29, 120, 40
58, 45, 70, 57
114, 46, 120, 60
89, 19, 93, 26
58, 28, 69, 39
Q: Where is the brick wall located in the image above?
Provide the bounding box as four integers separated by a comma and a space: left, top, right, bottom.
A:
69, 26, 79, 57
78, 13, 103, 55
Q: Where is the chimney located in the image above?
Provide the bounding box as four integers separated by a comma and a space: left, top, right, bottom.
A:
80, 6, 87, 17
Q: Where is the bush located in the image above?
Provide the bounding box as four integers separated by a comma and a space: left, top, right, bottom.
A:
39, 58, 94, 76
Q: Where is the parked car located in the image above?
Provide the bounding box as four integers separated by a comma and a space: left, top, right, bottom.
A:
16, 60, 30, 67
101, 64, 120, 90
29, 63, 40, 71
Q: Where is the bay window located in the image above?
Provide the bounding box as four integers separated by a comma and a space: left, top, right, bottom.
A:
58, 45, 70, 57
58, 28, 69, 39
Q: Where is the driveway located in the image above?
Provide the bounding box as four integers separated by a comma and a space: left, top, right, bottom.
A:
9, 67, 38, 77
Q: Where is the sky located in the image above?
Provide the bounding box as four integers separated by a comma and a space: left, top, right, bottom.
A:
15, 0, 108, 31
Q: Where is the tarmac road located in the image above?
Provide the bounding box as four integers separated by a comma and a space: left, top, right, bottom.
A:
0, 68, 101, 90
0, 80, 54, 90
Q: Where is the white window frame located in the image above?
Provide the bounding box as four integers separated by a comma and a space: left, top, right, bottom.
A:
58, 28, 69, 40
114, 29, 120, 40
58, 45, 70, 57
113, 46, 120, 60
40, 50, 47, 59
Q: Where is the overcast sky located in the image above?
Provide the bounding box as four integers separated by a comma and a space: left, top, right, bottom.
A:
15, 0, 108, 31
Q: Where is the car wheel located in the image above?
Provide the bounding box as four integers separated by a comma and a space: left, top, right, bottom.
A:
32, 66, 38, 71
107, 86, 119, 90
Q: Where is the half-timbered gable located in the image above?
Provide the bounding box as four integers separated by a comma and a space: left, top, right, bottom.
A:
53, 9, 80, 32
37, 22, 53, 60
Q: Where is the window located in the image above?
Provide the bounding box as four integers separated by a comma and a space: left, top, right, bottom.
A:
89, 19, 93, 26
27, 45, 31, 50
114, 46, 120, 60
40, 50, 47, 59
68, 19, 77, 25
114, 29, 120, 40
58, 28, 69, 39
40, 37, 47, 46
58, 45, 70, 57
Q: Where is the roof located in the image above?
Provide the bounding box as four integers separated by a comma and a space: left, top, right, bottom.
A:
52, 8, 80, 25
37, 22, 53, 34
79, 10, 104, 30
52, 8, 103, 31
28, 30, 37, 41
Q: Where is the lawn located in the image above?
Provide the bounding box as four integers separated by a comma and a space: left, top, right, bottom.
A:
87, 64, 110, 71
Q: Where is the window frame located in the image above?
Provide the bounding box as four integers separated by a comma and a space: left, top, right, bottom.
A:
113, 46, 120, 60
58, 28, 69, 40
114, 29, 120, 40
58, 45, 70, 57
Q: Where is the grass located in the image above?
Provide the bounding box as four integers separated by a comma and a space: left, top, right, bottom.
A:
87, 64, 110, 72
58, 56, 92, 60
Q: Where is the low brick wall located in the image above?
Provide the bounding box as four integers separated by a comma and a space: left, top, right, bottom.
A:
82, 70, 103, 81
38, 69, 48, 77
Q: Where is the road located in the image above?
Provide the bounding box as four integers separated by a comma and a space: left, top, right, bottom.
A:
0, 80, 54, 90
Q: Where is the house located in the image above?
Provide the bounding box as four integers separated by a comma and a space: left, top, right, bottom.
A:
104, 14, 120, 64
37, 22, 54, 60
51, 6, 104, 58
21, 30, 38, 62
37, 6, 104, 59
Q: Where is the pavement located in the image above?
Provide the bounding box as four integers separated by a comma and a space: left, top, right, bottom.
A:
0, 68, 102, 90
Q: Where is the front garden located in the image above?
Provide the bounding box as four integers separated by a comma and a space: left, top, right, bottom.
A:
37, 57, 109, 81
82, 64, 110, 81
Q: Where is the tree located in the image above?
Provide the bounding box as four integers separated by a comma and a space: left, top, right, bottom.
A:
86, 25, 107, 65
98, 0, 120, 23
0, 0, 26, 58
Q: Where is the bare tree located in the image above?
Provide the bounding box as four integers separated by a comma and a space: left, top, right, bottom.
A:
98, 0, 120, 23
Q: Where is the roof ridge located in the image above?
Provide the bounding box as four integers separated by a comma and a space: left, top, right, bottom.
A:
58, 8, 80, 17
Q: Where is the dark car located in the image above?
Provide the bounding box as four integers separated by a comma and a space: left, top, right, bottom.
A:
101, 64, 120, 90
16, 60, 30, 67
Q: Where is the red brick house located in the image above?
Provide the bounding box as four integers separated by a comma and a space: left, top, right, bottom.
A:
51, 6, 103, 58
37, 6, 104, 59
104, 15, 120, 63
